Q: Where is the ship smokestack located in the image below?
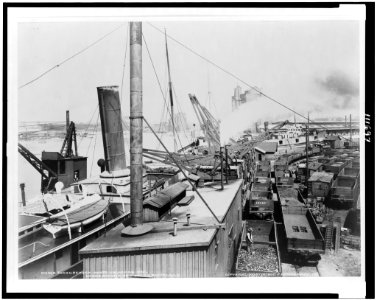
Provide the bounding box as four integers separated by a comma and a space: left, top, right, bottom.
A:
122, 22, 153, 236
97, 86, 127, 173
264, 121, 269, 133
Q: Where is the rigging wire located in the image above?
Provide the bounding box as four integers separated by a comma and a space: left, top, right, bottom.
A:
86, 111, 100, 157
142, 33, 190, 161
147, 22, 350, 138
120, 24, 130, 107
19, 23, 126, 90
155, 67, 170, 150
172, 85, 191, 144
78, 105, 99, 149
89, 113, 101, 177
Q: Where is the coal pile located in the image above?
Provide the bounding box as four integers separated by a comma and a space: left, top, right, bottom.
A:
237, 247, 279, 274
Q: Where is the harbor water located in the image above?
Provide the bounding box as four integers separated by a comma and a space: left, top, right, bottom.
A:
18, 130, 191, 204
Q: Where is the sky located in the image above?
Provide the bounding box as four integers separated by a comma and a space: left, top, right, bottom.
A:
17, 19, 362, 127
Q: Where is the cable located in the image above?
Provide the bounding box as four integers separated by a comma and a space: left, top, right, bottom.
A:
78, 105, 99, 149
86, 111, 99, 157
172, 85, 190, 144
89, 113, 100, 177
147, 23, 354, 140
144, 116, 221, 224
19, 23, 126, 89
142, 33, 190, 162
120, 24, 129, 107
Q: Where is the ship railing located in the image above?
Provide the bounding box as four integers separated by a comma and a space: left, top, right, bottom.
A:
19, 241, 49, 255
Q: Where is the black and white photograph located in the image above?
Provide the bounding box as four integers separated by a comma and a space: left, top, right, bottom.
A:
5, 3, 371, 298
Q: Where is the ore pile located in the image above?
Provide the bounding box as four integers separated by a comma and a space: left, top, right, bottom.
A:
237, 247, 279, 274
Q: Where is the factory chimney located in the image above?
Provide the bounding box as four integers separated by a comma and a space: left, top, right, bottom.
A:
97, 86, 127, 173
122, 22, 153, 236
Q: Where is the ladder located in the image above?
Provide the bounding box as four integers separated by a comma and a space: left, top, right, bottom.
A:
325, 221, 334, 253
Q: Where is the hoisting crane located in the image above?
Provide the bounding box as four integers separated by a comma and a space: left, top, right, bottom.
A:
268, 120, 290, 133
18, 111, 87, 193
18, 143, 58, 192
188, 94, 220, 153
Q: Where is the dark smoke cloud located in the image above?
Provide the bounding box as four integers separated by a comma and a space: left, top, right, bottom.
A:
315, 71, 359, 109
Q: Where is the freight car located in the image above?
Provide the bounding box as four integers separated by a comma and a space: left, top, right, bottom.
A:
252, 176, 272, 192
281, 146, 322, 166
281, 206, 324, 263
247, 190, 274, 220
329, 176, 359, 208
235, 220, 281, 276
277, 187, 325, 264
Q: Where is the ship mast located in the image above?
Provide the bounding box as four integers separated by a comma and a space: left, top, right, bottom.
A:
165, 29, 177, 152
305, 112, 309, 187
122, 22, 153, 236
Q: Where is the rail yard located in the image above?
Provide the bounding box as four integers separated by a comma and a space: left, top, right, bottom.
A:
15, 20, 361, 281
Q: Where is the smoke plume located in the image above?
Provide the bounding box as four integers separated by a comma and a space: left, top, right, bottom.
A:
219, 98, 291, 145
315, 71, 359, 109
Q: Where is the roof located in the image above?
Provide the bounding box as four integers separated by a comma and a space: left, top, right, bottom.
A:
143, 182, 188, 209
254, 142, 278, 154
308, 162, 323, 171
324, 136, 341, 141
308, 171, 334, 183
80, 179, 243, 254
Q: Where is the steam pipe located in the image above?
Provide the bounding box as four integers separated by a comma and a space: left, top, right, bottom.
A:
20, 183, 26, 207
130, 21, 143, 227
186, 213, 191, 226
122, 22, 153, 236
173, 217, 178, 236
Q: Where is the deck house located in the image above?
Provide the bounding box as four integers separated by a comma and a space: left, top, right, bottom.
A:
80, 179, 244, 278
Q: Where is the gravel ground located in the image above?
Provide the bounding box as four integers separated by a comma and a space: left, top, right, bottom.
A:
317, 248, 361, 276
236, 246, 279, 274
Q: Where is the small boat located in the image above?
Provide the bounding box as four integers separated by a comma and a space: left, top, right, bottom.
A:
42, 195, 109, 238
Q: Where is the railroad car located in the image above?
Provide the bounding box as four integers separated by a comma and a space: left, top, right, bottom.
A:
277, 187, 325, 264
